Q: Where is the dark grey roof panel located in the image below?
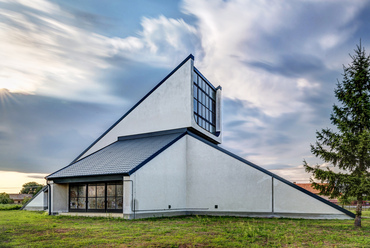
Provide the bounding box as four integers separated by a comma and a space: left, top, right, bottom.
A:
47, 132, 183, 179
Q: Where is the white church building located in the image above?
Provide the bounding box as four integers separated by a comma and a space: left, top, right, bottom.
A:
25, 55, 354, 219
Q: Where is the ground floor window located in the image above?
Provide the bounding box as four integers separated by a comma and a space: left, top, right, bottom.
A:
69, 181, 123, 213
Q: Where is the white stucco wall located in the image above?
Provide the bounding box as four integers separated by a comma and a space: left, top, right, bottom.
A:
274, 179, 343, 214
51, 183, 68, 213
24, 191, 47, 210
79, 57, 223, 161
80, 59, 194, 159
132, 136, 187, 212
123, 176, 133, 215
186, 135, 273, 212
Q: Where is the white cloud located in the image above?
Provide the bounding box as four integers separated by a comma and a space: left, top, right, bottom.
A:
0, 1, 122, 104
0, 0, 202, 104
181, 0, 366, 117
1, 0, 368, 177
110, 15, 200, 67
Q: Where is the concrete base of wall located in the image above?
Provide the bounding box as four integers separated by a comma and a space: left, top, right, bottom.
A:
53, 210, 353, 220
187, 211, 353, 220
59, 212, 124, 218
124, 210, 188, 219
121, 210, 353, 220
23, 207, 48, 211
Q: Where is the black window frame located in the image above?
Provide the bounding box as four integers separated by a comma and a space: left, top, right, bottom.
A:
193, 69, 217, 134
69, 181, 123, 213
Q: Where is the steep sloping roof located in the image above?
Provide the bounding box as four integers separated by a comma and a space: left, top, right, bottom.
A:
47, 130, 186, 179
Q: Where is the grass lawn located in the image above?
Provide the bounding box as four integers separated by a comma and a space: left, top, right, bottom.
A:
1, 210, 370, 247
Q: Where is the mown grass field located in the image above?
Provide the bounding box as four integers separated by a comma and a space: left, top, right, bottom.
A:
1, 209, 370, 247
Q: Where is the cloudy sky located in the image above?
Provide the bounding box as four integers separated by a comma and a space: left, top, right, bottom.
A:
1, 0, 370, 193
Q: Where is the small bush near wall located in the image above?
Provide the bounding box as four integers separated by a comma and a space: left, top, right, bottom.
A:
0, 204, 22, 210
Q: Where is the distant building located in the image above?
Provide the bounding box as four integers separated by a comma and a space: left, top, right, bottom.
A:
8, 194, 32, 204
26, 55, 353, 219
294, 183, 338, 204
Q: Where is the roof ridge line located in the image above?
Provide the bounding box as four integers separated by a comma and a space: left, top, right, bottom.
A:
46, 141, 119, 179
70, 54, 194, 164
118, 128, 188, 141
185, 130, 355, 219
128, 131, 187, 175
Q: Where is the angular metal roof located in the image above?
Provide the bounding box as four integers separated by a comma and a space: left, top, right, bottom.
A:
47, 131, 185, 179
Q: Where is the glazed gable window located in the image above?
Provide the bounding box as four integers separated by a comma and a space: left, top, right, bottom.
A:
193, 69, 216, 134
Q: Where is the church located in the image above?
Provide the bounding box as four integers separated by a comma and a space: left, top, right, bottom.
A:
25, 55, 354, 219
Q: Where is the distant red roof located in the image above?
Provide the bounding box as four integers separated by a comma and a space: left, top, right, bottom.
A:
294, 183, 338, 203
294, 183, 322, 194
8, 194, 33, 200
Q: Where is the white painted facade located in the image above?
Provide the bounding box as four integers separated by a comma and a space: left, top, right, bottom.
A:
126, 137, 188, 217
23, 187, 48, 211
273, 180, 343, 215
186, 135, 273, 213
42, 55, 353, 219
50, 182, 68, 213
78, 56, 222, 161
124, 135, 350, 219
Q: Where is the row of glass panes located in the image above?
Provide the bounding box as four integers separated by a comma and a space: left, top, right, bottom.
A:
69, 182, 123, 210
70, 184, 86, 198
193, 70, 216, 99
194, 99, 215, 123
70, 197, 86, 209
195, 113, 216, 133
70, 183, 123, 198
193, 69, 217, 134
70, 197, 123, 210
194, 86, 216, 112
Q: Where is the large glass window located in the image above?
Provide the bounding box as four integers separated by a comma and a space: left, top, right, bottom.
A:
107, 183, 123, 210
69, 181, 123, 213
70, 184, 86, 210
87, 183, 105, 210
193, 69, 217, 134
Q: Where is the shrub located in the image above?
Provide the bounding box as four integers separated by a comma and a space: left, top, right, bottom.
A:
0, 192, 14, 204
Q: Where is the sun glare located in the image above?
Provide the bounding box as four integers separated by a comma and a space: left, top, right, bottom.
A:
0, 69, 37, 94
0, 82, 19, 92
0, 88, 20, 106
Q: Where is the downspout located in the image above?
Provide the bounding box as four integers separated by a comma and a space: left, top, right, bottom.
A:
48, 183, 51, 215
272, 177, 274, 215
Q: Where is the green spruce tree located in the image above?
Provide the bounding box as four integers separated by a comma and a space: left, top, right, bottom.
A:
304, 42, 370, 227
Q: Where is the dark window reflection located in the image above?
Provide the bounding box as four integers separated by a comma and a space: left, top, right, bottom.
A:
69, 181, 123, 212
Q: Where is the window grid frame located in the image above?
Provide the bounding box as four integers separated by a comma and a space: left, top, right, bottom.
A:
69, 181, 123, 213
193, 70, 217, 134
